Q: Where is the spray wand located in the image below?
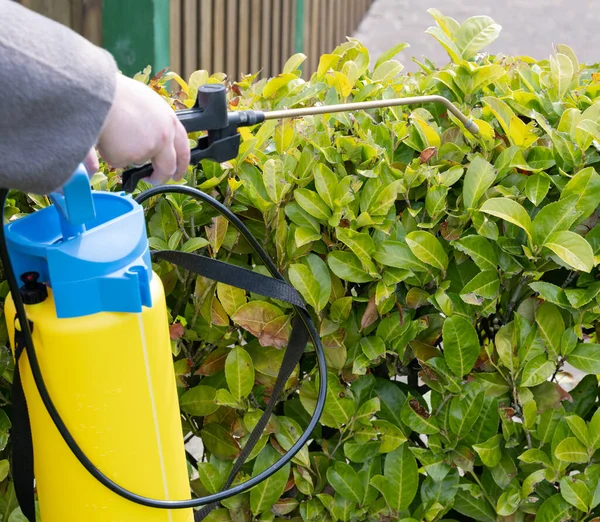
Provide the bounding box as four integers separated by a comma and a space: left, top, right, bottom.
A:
122, 84, 480, 192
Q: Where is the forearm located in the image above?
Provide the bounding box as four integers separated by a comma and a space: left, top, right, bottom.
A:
0, 0, 117, 194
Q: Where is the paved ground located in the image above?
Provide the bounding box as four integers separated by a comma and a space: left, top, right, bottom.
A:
353, 0, 600, 71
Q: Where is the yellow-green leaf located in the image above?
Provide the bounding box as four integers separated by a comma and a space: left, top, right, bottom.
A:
480, 197, 532, 239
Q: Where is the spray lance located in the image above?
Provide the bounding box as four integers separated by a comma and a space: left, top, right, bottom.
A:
0, 83, 479, 522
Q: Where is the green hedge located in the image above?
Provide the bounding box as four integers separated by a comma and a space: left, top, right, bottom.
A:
3, 8, 600, 522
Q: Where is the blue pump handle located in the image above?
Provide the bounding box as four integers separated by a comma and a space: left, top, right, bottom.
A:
49, 164, 96, 239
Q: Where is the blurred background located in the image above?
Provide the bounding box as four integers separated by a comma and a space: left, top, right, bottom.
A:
16, 0, 600, 80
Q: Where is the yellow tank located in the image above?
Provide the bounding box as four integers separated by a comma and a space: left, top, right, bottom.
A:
5, 275, 194, 522
3, 168, 193, 521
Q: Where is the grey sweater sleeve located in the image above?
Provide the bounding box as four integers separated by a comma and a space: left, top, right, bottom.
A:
0, 0, 117, 194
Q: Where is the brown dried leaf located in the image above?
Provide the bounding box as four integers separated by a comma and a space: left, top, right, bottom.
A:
360, 295, 378, 331
259, 315, 292, 348
169, 323, 184, 340
420, 146, 438, 163
196, 347, 229, 376
205, 215, 229, 253
231, 301, 284, 337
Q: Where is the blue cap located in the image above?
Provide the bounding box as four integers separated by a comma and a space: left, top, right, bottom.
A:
4, 165, 153, 318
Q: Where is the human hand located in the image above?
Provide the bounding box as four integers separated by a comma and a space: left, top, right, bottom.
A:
97, 73, 191, 185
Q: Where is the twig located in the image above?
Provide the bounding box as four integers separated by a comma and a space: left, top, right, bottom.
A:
469, 471, 497, 512
512, 382, 532, 448
505, 277, 526, 322
561, 271, 578, 289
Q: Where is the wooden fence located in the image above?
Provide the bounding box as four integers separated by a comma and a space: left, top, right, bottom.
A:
19, 0, 102, 46
17, 0, 375, 79
170, 0, 376, 80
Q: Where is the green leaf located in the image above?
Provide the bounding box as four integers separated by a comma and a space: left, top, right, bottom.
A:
181, 236, 210, 253
460, 270, 500, 303
294, 188, 332, 220
263, 158, 288, 204
314, 163, 338, 210
490, 452, 517, 488
200, 423, 241, 460
374, 379, 407, 428
443, 315, 480, 377
336, 228, 376, 272
527, 146, 556, 170
180, 385, 219, 416
372, 60, 404, 83
560, 477, 591, 512
250, 445, 291, 515
554, 437, 589, 463
373, 420, 408, 453
216, 283, 246, 316
401, 395, 439, 435
282, 52, 307, 74
521, 354, 554, 387
532, 195, 580, 246
405, 231, 448, 272
535, 495, 572, 522
529, 281, 570, 308
589, 408, 600, 450
453, 486, 497, 522
0, 460, 8, 483
454, 235, 498, 271
482, 97, 515, 136
374, 42, 410, 69
536, 302, 564, 359
525, 173, 551, 206
425, 26, 462, 63
373, 241, 429, 272
463, 156, 496, 209
295, 226, 321, 247
473, 434, 503, 467
560, 150, 596, 192
550, 53, 574, 100
450, 391, 485, 440
455, 16, 502, 59
225, 346, 255, 401
496, 486, 521, 517
565, 415, 589, 446
518, 448, 552, 467
326, 462, 363, 503
370, 444, 418, 512
360, 336, 386, 360
544, 231, 594, 272
274, 416, 311, 468
289, 264, 322, 312
369, 180, 401, 216
480, 197, 532, 239
355, 397, 380, 425
569, 343, 600, 373
327, 251, 375, 283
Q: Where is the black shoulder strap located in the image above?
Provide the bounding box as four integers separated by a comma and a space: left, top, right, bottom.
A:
11, 325, 36, 522
150, 252, 309, 522
10, 250, 310, 522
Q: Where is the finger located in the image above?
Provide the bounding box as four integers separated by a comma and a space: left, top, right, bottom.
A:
173, 121, 191, 181
83, 148, 100, 176
149, 143, 177, 185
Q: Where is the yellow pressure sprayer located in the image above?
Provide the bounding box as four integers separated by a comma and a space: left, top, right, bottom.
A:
0, 84, 479, 522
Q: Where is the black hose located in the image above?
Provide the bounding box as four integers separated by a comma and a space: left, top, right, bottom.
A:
0, 185, 327, 509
